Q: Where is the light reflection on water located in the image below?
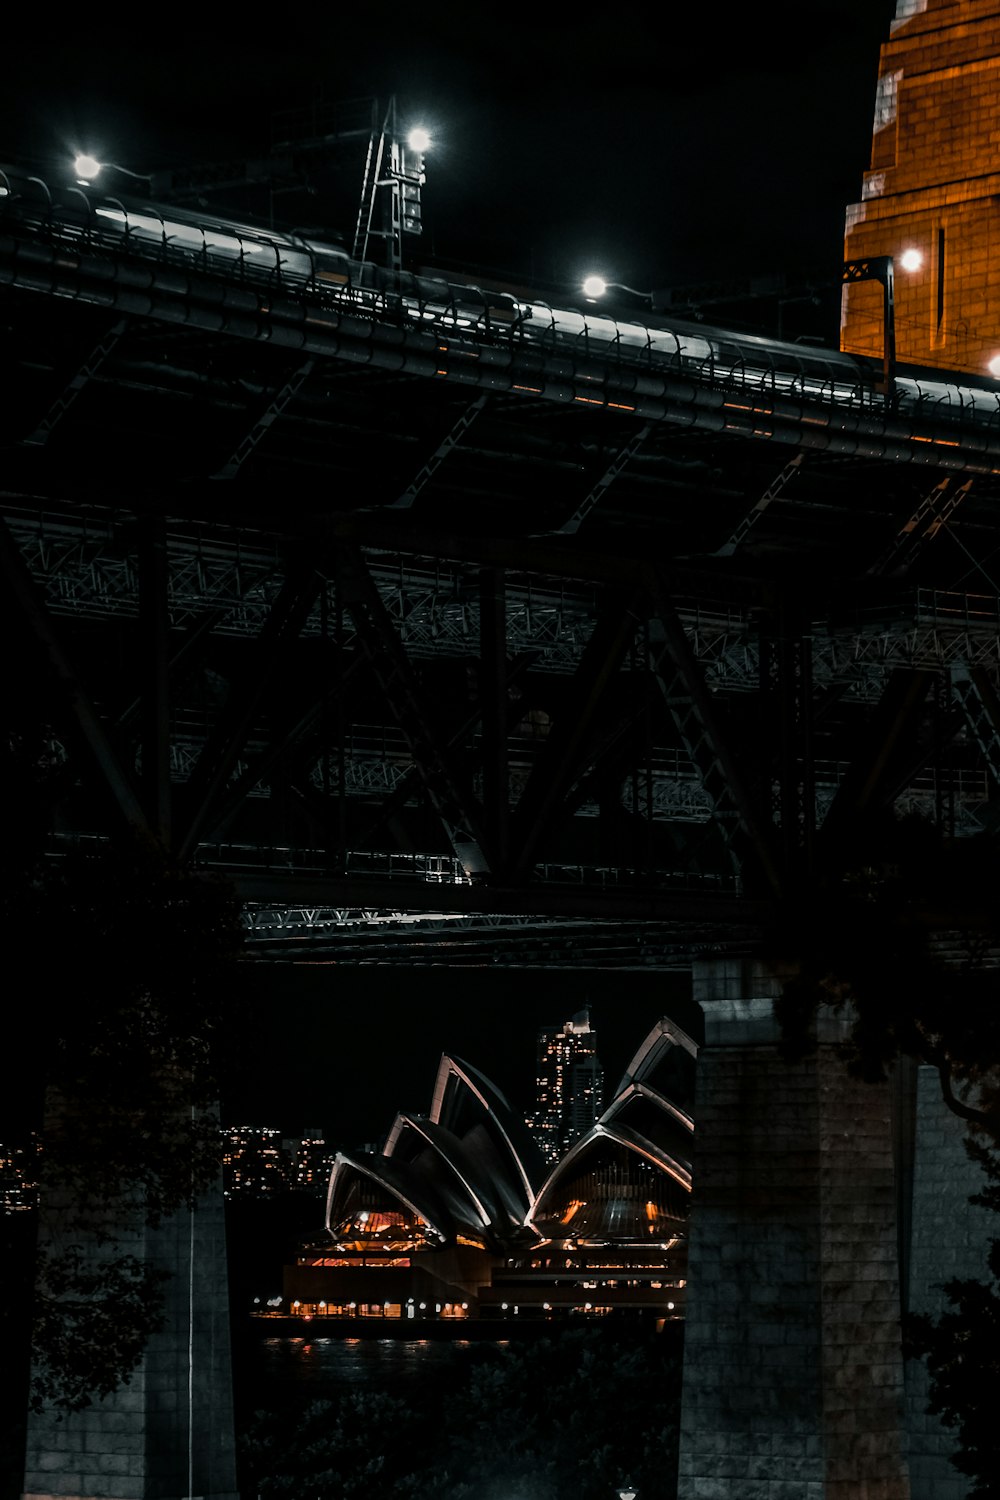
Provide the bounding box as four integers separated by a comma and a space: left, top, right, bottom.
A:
244, 1336, 508, 1406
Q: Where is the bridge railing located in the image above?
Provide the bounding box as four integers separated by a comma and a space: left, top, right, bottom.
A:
10, 161, 1000, 448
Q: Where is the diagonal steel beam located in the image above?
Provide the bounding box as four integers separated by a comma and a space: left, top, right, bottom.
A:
138, 514, 171, 846
0, 514, 150, 840
386, 393, 490, 510
757, 593, 815, 878
22, 319, 127, 447
209, 653, 368, 840
339, 544, 490, 875
175, 556, 323, 861
547, 423, 653, 536
646, 577, 781, 896
352, 652, 538, 852
715, 453, 803, 557
508, 583, 645, 879
868, 476, 973, 577
479, 567, 509, 868
213, 358, 316, 479
948, 663, 1000, 789
820, 667, 936, 850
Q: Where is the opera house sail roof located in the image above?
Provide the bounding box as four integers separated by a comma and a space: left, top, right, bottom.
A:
325, 1020, 697, 1259
326, 1053, 545, 1253
527, 1018, 696, 1246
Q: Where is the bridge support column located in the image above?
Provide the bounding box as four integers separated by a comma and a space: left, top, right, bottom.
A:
677, 958, 910, 1499
22, 1099, 238, 1500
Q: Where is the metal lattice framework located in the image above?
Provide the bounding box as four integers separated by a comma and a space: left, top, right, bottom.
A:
5, 164, 1000, 960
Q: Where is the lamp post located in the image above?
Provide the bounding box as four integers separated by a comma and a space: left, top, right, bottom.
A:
582, 275, 652, 308
352, 98, 432, 273
72, 154, 152, 193
842, 250, 922, 405
842, 254, 895, 404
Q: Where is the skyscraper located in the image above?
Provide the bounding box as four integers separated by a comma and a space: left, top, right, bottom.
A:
529, 1008, 604, 1165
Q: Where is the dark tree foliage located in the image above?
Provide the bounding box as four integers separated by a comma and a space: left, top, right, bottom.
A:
431, 1326, 680, 1499
771, 813, 1000, 1139
242, 1391, 424, 1498
1, 838, 245, 1416
772, 812, 1000, 1493
906, 1139, 1000, 1498
34, 845, 245, 1217
239, 1324, 682, 1500
29, 1247, 169, 1412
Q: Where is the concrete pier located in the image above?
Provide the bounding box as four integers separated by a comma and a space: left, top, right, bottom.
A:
22, 1099, 237, 1500
904, 1066, 992, 1500
677, 958, 911, 1499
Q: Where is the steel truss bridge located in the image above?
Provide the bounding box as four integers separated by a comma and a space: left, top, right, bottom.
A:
5, 165, 1000, 963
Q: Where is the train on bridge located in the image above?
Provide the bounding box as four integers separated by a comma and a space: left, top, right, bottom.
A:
4, 161, 1000, 448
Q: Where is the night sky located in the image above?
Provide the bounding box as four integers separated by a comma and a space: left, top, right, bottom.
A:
2, 3, 896, 294
227, 961, 700, 1147
3, 3, 896, 1146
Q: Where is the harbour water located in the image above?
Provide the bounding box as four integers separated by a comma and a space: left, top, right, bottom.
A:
231, 1320, 682, 1497
237, 1332, 502, 1406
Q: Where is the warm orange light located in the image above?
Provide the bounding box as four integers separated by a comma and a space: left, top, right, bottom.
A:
843, 10, 1000, 375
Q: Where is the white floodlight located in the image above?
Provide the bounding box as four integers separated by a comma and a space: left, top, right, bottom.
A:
582, 275, 607, 299
988, 354, 1000, 379
900, 247, 923, 272
74, 153, 102, 181
407, 126, 432, 153
72, 154, 152, 189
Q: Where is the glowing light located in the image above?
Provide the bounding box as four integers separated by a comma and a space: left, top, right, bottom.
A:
582, 275, 607, 299
987, 354, 1000, 379
74, 154, 102, 181
900, 247, 923, 272
407, 127, 431, 153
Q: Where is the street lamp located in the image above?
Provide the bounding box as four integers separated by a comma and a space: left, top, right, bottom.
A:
842, 254, 897, 405
617, 1482, 638, 1500
582, 275, 652, 307
72, 154, 152, 191
842, 250, 923, 404
352, 98, 432, 272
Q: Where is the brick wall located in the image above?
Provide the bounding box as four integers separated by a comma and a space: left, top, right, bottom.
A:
905, 1065, 993, 1500
677, 961, 910, 1499
842, 0, 1000, 377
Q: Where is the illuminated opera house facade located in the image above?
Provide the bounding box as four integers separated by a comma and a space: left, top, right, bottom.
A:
283, 1017, 695, 1325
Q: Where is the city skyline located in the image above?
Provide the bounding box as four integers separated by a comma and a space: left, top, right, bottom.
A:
223, 963, 698, 1147
528, 1007, 605, 1164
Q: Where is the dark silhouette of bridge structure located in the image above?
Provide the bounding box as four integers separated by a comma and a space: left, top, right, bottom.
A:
5, 42, 1000, 1488
4, 161, 1000, 970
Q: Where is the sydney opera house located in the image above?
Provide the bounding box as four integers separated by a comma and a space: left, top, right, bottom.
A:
283, 1016, 695, 1324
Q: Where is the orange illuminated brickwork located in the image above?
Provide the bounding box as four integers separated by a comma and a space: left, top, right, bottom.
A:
842, 0, 1000, 377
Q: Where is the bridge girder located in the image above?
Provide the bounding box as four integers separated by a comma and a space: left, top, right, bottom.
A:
5, 180, 1000, 961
